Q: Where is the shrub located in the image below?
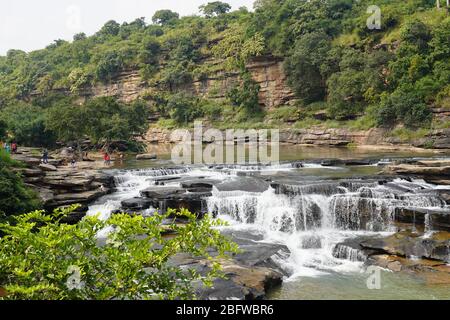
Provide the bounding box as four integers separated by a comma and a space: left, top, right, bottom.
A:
0, 207, 238, 300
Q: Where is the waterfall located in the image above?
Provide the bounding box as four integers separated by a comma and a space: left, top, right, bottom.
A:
206, 179, 449, 277
87, 167, 191, 220
88, 163, 449, 278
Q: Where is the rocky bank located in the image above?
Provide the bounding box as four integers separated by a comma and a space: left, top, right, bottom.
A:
12, 148, 114, 217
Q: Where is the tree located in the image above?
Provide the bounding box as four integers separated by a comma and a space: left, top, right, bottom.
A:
152, 10, 179, 25
0, 153, 40, 218
46, 97, 149, 152
98, 20, 120, 37
45, 103, 88, 144
0, 207, 238, 300
94, 51, 123, 81
0, 119, 7, 140
73, 33, 87, 41
200, 1, 232, 17
84, 97, 149, 148
227, 72, 261, 116
167, 93, 203, 125
375, 89, 432, 128
1, 104, 56, 147
284, 31, 331, 104
211, 24, 265, 70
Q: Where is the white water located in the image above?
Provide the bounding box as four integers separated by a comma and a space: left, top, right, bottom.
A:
206, 179, 448, 278
87, 164, 449, 279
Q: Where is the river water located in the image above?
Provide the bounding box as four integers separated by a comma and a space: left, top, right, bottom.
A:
87, 145, 450, 300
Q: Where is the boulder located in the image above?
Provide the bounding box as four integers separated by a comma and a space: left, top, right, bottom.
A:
360, 232, 450, 263
215, 176, 270, 193
121, 197, 155, 210
53, 189, 107, 206
39, 163, 58, 172
394, 207, 450, 232
136, 153, 157, 160
169, 229, 288, 300
140, 186, 186, 199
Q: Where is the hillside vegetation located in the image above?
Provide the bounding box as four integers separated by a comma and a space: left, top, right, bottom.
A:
0, 0, 449, 147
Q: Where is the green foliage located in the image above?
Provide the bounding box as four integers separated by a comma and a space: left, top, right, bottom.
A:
0, 206, 238, 300
94, 51, 124, 82
200, 2, 232, 18
167, 93, 204, 125
1, 103, 56, 147
284, 31, 331, 104
152, 10, 180, 26
0, 119, 6, 140
227, 72, 261, 120
0, 152, 40, 218
211, 23, 264, 70
45, 97, 149, 147
0, 1, 448, 132
375, 89, 432, 128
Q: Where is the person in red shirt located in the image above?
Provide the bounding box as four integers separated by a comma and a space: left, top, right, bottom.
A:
104, 152, 111, 166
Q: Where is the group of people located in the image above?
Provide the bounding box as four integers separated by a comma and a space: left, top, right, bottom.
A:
1, 141, 18, 154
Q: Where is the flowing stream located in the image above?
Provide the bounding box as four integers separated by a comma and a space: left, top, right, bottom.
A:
87, 147, 450, 299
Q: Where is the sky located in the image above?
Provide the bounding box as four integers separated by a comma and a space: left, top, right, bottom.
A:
0, 0, 255, 55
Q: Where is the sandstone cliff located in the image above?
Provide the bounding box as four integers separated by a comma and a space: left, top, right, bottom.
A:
72, 56, 296, 110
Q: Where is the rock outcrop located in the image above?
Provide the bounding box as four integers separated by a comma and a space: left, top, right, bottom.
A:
12, 148, 114, 212
385, 159, 450, 185
169, 230, 288, 300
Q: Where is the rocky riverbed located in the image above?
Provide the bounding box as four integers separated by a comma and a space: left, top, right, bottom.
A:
11, 147, 450, 299
12, 148, 114, 217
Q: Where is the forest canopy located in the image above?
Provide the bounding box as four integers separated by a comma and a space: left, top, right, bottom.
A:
0, 0, 449, 147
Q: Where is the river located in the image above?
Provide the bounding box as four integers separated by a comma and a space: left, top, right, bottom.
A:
87, 145, 450, 300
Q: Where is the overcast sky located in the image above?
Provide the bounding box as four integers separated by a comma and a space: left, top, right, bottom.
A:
0, 0, 255, 55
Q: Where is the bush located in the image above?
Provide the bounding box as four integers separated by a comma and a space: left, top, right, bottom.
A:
1, 103, 56, 147
0, 207, 238, 300
0, 152, 40, 218
227, 72, 261, 119
167, 93, 204, 125
375, 90, 432, 128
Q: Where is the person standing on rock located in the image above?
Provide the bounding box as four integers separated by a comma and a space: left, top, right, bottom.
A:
4, 143, 10, 154
104, 152, 111, 166
11, 142, 17, 154
70, 155, 76, 168
42, 149, 49, 164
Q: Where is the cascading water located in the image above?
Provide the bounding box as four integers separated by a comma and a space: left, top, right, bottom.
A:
87, 167, 192, 220
206, 178, 448, 278
87, 162, 449, 279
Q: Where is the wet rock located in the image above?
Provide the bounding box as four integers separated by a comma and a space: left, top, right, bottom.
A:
163, 192, 211, 216
140, 186, 186, 198
394, 207, 450, 232
291, 162, 304, 168
321, 159, 344, 167
121, 197, 155, 210
39, 163, 58, 171
332, 236, 379, 262
360, 232, 450, 263
181, 180, 217, 190
169, 229, 288, 300
215, 177, 270, 193
136, 153, 157, 160
198, 262, 283, 300
436, 189, 450, 204
53, 189, 108, 206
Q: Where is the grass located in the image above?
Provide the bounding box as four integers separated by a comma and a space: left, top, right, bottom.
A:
0, 149, 22, 167
390, 127, 431, 142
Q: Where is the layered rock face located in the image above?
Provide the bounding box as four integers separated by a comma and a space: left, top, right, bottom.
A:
71, 56, 296, 111
12, 148, 114, 215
